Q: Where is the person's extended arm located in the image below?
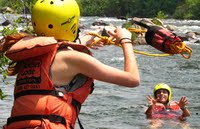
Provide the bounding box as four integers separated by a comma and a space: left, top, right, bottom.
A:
145, 95, 157, 119
179, 96, 191, 117
67, 27, 140, 87
145, 105, 153, 119
181, 107, 190, 117
108, 27, 140, 86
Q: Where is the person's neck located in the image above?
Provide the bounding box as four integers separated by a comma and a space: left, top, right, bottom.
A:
164, 103, 168, 108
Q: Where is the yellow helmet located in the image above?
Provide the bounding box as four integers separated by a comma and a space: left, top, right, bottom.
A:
31, 0, 80, 41
153, 83, 172, 101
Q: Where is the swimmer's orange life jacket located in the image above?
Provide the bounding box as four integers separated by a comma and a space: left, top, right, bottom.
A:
132, 20, 183, 54
152, 101, 183, 119
4, 36, 94, 129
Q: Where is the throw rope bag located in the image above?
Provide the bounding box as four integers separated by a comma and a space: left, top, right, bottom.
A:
132, 20, 192, 59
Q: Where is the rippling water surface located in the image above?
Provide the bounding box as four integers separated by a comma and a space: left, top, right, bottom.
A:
0, 16, 200, 129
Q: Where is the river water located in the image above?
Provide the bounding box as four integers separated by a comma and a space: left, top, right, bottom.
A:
0, 16, 200, 129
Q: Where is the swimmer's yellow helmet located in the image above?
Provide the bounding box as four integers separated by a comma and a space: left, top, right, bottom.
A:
31, 0, 80, 41
153, 83, 172, 101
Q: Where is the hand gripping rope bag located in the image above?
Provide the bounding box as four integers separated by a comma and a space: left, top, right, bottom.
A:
131, 20, 192, 59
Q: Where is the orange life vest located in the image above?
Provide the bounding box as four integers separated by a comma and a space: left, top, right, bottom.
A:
4, 37, 94, 129
152, 101, 182, 120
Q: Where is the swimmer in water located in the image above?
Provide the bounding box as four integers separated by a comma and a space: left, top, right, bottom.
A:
145, 83, 190, 120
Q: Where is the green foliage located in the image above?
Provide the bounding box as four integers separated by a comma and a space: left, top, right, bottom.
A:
1, 27, 18, 36
0, 55, 10, 100
78, 0, 200, 19
173, 0, 200, 19
122, 22, 132, 29
0, 0, 36, 100
0, 0, 200, 19
0, 24, 18, 86
151, 18, 164, 27
0, 88, 7, 100
0, 0, 8, 7
156, 11, 167, 19
122, 21, 139, 41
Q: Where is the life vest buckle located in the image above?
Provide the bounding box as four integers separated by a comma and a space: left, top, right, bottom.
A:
51, 90, 64, 97
57, 91, 64, 97
48, 114, 66, 126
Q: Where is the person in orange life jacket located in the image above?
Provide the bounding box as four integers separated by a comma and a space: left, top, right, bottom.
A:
145, 83, 190, 120
1, 0, 140, 129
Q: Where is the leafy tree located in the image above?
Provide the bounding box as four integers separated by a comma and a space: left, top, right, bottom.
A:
174, 0, 200, 19
0, 0, 200, 19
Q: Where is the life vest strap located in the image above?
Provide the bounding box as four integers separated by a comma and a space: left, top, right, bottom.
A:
72, 99, 82, 111
14, 90, 62, 100
14, 89, 82, 109
12, 90, 83, 128
72, 99, 84, 129
7, 114, 66, 126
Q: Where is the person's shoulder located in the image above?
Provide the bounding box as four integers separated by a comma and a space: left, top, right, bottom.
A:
169, 100, 179, 104
56, 48, 82, 57
56, 48, 92, 61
